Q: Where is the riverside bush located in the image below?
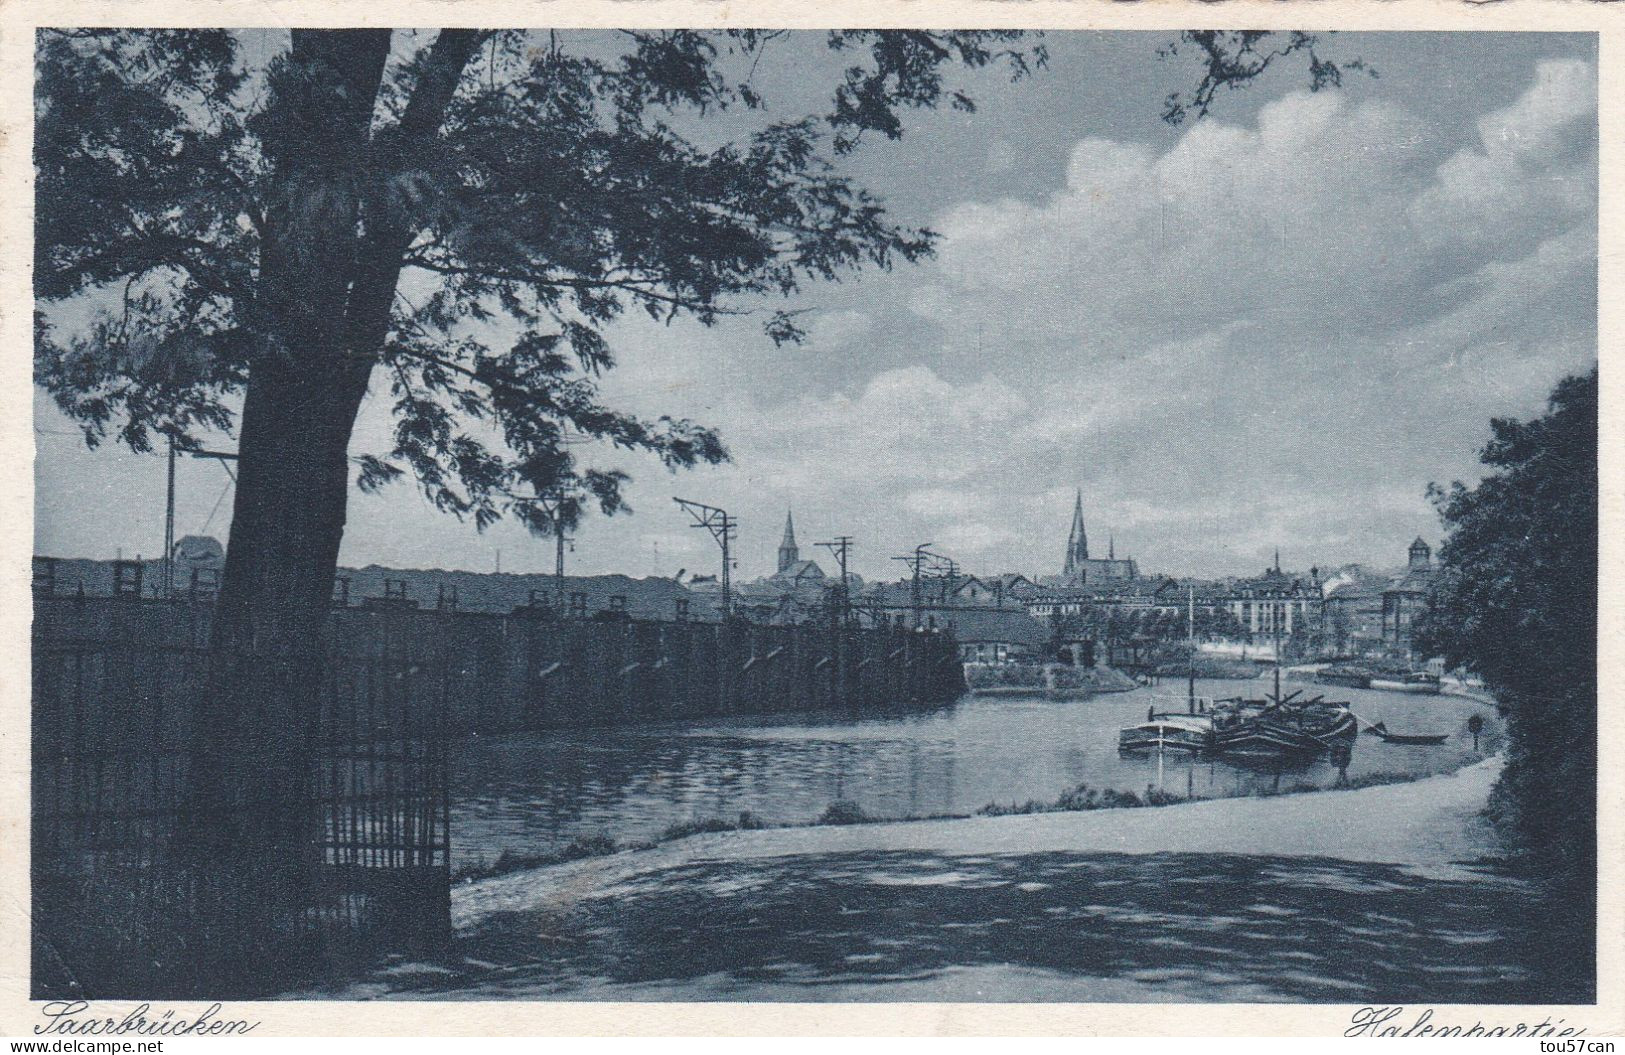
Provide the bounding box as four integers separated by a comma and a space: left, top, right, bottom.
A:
978, 782, 1185, 816
818, 800, 872, 825
660, 811, 770, 841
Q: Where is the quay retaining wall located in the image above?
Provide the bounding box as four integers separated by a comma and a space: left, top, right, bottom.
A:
32, 596, 967, 732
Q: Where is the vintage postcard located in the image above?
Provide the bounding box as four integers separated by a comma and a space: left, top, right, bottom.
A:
1, 0, 1619, 1039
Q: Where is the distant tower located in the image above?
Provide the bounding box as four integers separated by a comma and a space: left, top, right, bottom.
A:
1409, 536, 1432, 571
1108, 532, 1115, 561
1063, 490, 1089, 577
1274, 548, 1281, 574
778, 510, 800, 573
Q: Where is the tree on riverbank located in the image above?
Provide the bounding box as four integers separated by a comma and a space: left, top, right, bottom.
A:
1414, 367, 1597, 890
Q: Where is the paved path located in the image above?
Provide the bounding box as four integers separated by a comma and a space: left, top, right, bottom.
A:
456, 756, 1505, 927
314, 757, 1597, 1004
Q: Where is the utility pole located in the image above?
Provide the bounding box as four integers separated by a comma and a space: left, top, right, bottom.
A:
157, 447, 237, 599
816, 536, 854, 623
674, 498, 737, 617
163, 439, 176, 599
530, 488, 575, 611
891, 543, 931, 629
891, 544, 956, 629
1187, 584, 1196, 714
555, 526, 567, 610
517, 488, 576, 611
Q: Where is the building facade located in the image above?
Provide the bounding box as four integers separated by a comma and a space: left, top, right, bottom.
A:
1381, 537, 1436, 658
1222, 557, 1321, 640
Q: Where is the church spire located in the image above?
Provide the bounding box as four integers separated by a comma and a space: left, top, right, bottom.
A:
777, 510, 799, 574
1063, 489, 1089, 577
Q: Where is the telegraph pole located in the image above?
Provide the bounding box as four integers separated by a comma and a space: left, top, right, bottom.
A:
530, 488, 575, 611
157, 447, 237, 600
892, 544, 956, 629
516, 488, 577, 611
891, 544, 930, 628
163, 439, 176, 599
674, 498, 737, 617
816, 536, 854, 622
555, 529, 567, 609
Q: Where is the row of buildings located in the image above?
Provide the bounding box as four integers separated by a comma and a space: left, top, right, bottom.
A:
690, 492, 1439, 665
34, 491, 1441, 667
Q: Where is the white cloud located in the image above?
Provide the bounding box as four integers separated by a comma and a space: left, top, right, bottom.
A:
1411, 58, 1595, 250
804, 309, 874, 349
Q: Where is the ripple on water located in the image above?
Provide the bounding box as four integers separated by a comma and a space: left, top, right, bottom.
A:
865, 870, 1002, 888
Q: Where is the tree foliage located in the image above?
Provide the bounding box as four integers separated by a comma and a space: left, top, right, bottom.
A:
1415, 367, 1597, 886
34, 28, 1045, 534
1049, 601, 1245, 648
1158, 31, 1371, 125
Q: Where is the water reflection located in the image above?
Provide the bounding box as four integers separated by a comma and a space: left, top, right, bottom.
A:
449, 678, 1499, 865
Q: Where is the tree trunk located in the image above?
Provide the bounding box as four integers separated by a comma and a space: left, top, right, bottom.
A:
180, 30, 487, 989
189, 356, 372, 981
185, 30, 393, 985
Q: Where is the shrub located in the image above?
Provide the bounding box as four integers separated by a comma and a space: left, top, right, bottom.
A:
559, 832, 618, 861
818, 799, 871, 825
976, 799, 1048, 817
659, 811, 770, 841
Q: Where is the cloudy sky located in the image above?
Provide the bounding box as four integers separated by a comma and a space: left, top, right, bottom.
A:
34, 31, 1598, 584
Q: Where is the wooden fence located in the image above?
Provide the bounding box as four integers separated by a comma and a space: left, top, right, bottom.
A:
31, 640, 449, 998
30, 597, 962, 996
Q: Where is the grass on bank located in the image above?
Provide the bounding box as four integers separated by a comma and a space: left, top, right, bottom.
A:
453, 769, 1428, 883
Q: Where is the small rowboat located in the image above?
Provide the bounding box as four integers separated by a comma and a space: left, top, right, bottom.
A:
1365, 721, 1448, 746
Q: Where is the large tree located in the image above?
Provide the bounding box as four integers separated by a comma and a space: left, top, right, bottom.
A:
1415, 367, 1598, 891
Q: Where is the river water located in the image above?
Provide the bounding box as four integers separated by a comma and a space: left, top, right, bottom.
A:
449, 677, 1500, 867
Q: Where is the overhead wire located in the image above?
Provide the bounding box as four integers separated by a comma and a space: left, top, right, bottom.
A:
198, 462, 235, 535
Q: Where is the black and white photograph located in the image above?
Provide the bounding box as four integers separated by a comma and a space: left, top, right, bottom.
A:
10, 7, 1612, 1030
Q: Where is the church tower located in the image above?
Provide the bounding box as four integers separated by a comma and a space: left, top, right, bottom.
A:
1408, 536, 1432, 571
1062, 490, 1089, 577
778, 510, 800, 574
